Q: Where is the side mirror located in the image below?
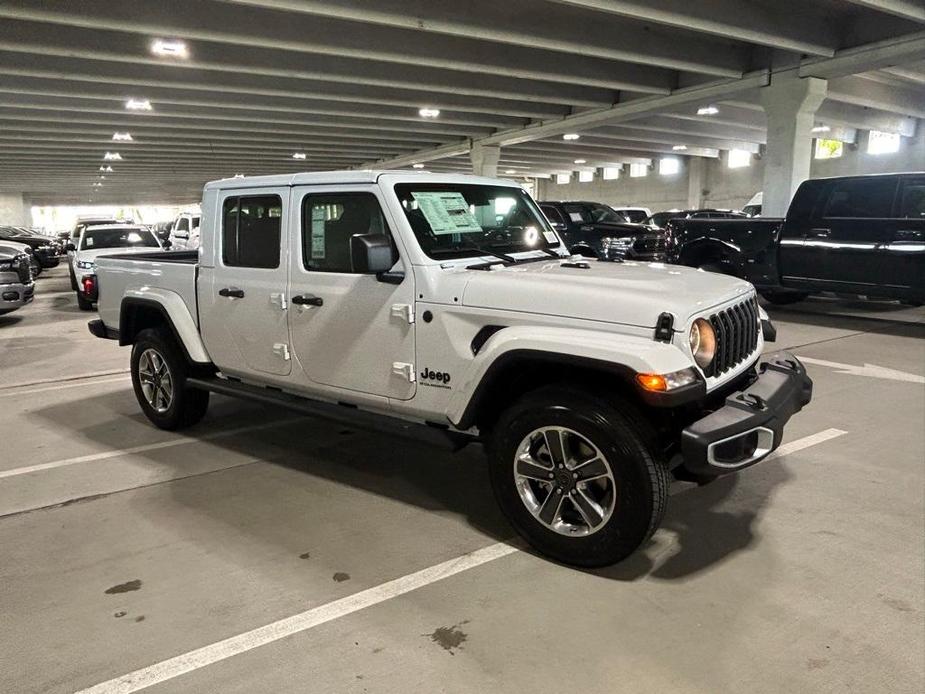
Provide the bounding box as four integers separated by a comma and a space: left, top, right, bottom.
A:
162, 239, 172, 249
350, 233, 394, 274
65, 243, 75, 252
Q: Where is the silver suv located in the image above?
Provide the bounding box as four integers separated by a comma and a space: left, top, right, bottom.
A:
0, 245, 34, 316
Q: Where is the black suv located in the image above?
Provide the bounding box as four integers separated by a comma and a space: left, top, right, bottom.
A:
539, 201, 666, 261
645, 209, 749, 229
0, 227, 62, 270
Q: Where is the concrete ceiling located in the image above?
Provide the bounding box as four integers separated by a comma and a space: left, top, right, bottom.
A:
0, 0, 922, 205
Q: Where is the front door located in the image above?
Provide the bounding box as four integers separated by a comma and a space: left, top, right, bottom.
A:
287, 186, 416, 401
882, 175, 925, 296
199, 189, 291, 377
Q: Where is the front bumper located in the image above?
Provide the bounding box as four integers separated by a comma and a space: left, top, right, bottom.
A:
680, 352, 812, 476
0, 281, 35, 309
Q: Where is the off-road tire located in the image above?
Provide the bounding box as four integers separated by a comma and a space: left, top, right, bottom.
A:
76, 293, 93, 311
487, 385, 670, 567
131, 328, 210, 430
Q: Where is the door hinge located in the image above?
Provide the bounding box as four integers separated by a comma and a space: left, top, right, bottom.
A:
270, 292, 288, 310
391, 303, 414, 323
273, 343, 291, 361
392, 362, 415, 382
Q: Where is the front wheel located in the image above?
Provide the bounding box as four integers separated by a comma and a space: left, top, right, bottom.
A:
131, 328, 210, 430
487, 386, 669, 567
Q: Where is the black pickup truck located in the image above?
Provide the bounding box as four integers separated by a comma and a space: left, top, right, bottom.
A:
539, 200, 666, 261
666, 173, 925, 304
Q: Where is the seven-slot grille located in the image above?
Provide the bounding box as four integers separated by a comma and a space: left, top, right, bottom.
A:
704, 295, 760, 377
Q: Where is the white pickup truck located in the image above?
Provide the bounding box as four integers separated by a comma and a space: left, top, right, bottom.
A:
88, 171, 812, 566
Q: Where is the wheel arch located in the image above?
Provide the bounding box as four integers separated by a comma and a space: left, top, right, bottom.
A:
677, 237, 742, 270
119, 293, 212, 365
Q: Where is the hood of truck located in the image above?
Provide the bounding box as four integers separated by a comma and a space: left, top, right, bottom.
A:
460, 259, 753, 327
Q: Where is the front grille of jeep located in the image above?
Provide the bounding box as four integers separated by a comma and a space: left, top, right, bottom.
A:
704, 295, 760, 377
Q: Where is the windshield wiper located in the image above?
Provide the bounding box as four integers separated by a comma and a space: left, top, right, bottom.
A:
431, 244, 516, 265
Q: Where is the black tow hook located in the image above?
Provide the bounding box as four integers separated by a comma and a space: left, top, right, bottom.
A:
737, 393, 767, 411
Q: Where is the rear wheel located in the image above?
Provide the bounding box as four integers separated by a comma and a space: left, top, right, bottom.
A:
31, 258, 42, 279
487, 386, 669, 567
761, 290, 810, 305
131, 328, 210, 430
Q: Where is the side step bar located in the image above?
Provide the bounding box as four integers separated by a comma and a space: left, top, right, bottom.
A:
185, 376, 475, 452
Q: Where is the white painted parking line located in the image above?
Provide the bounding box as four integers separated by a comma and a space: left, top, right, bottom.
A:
0, 419, 301, 479
798, 356, 925, 384
75, 428, 846, 694
76, 541, 520, 694
0, 375, 128, 398
764, 427, 847, 460
0, 368, 129, 391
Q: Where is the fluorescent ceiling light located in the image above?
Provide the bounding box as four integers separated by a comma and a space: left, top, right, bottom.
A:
504, 169, 517, 174
112, 132, 133, 141
99, 165, 113, 172
125, 99, 152, 111
697, 105, 719, 116
563, 133, 580, 141
233, 173, 245, 178
292, 152, 306, 159
574, 159, 587, 164
412, 163, 425, 168
419, 108, 441, 118
811, 125, 830, 133
151, 39, 188, 58
672, 144, 688, 151
103, 152, 122, 160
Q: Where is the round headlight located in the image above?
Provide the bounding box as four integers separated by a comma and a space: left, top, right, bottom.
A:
690, 318, 716, 369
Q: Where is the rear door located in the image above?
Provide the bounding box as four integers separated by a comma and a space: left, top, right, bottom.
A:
811, 176, 899, 290
883, 175, 925, 296
199, 189, 291, 377
286, 185, 416, 401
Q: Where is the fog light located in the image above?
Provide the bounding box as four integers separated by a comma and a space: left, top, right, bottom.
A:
2, 290, 19, 301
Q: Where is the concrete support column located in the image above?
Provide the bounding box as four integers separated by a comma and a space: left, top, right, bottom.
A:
759, 74, 827, 216
470, 144, 501, 177
0, 193, 27, 227
687, 157, 705, 209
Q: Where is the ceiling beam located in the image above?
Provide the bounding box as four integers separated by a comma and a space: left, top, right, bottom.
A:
210, 0, 747, 76
800, 30, 925, 79
840, 0, 925, 23
826, 74, 925, 118
544, 0, 838, 55
0, 2, 681, 90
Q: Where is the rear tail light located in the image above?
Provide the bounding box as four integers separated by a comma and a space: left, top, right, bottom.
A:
82, 275, 96, 295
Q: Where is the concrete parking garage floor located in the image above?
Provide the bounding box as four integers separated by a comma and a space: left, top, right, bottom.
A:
1, 266, 923, 694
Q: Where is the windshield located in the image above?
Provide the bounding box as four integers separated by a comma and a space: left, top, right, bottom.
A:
80, 228, 159, 250
394, 183, 559, 260
563, 203, 627, 225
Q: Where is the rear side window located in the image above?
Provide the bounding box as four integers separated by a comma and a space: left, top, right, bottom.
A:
898, 178, 925, 219
540, 205, 565, 225
823, 177, 897, 219
175, 218, 189, 232
301, 192, 392, 273
222, 195, 282, 268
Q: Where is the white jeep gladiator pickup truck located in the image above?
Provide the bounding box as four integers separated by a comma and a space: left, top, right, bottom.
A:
88, 171, 812, 567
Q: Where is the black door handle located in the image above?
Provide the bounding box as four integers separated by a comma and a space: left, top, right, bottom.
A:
219, 287, 245, 298
291, 294, 323, 307
809, 228, 830, 238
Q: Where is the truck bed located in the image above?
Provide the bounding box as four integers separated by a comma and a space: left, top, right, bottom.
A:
95, 252, 200, 331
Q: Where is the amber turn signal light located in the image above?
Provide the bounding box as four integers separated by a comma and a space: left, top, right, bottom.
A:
635, 373, 668, 392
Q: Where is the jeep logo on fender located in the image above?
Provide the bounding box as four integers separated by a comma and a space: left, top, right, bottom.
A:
420, 368, 451, 388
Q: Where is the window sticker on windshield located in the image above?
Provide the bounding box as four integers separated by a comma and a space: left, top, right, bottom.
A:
411, 192, 483, 234
568, 212, 583, 223
85, 237, 94, 247
543, 231, 559, 243
310, 206, 325, 259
